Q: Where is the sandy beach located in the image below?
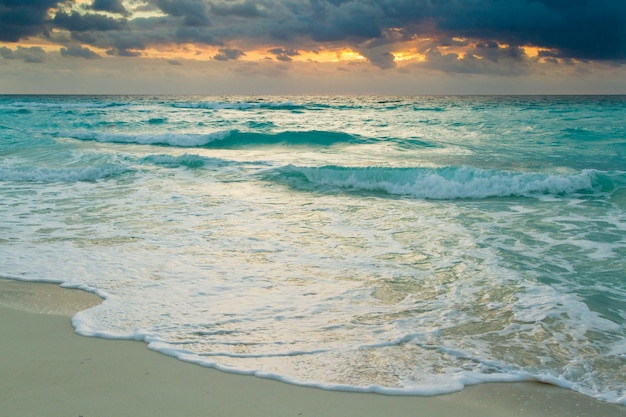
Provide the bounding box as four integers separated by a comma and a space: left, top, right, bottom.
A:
1, 279, 624, 417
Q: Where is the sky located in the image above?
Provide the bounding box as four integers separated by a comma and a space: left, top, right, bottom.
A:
1, 0, 625, 95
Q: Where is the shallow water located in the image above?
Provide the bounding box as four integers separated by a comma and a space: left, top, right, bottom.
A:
1, 95, 625, 403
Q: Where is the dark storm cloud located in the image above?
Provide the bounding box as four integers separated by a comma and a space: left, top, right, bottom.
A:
421, 0, 626, 60
308, 0, 384, 42
301, 0, 626, 61
192, 0, 624, 63
0, 0, 62, 41
303, 1, 625, 61
53, 11, 127, 32
60, 44, 101, 59
422, 44, 530, 75
151, 0, 211, 26
69, 29, 146, 57
473, 41, 527, 63
173, 26, 216, 44
268, 47, 299, 62
2, 0, 624, 69
90, 0, 129, 16
359, 48, 395, 69
106, 32, 146, 55
213, 47, 245, 60
210, 0, 265, 18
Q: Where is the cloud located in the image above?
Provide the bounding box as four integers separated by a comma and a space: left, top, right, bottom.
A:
173, 26, 216, 44
210, 0, 265, 18
268, 47, 299, 62
2, 0, 625, 73
90, 0, 130, 16
0, 45, 46, 63
60, 45, 101, 59
52, 11, 128, 32
309, 1, 626, 61
213, 48, 245, 61
308, 0, 385, 42
108, 48, 142, 57
421, 43, 530, 76
414, 0, 626, 61
68, 28, 147, 57
0, 0, 62, 41
150, 0, 211, 27
473, 41, 527, 63
357, 48, 395, 69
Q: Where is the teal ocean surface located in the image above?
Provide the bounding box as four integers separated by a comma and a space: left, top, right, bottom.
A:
1, 95, 625, 404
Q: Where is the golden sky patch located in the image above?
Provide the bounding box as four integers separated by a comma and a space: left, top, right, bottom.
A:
392, 52, 426, 62
125, 44, 369, 64
335, 49, 367, 61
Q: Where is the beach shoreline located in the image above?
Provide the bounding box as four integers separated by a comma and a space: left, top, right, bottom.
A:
1, 279, 624, 417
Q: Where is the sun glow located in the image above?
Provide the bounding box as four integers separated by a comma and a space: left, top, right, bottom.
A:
392, 51, 426, 62
127, 44, 370, 64
336, 49, 366, 61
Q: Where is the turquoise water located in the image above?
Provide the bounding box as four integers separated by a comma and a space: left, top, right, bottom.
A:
1, 95, 625, 403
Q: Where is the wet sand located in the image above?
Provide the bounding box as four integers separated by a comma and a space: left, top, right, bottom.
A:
1, 279, 624, 417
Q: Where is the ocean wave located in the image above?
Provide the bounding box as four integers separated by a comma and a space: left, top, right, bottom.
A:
0, 163, 129, 182
263, 165, 606, 199
140, 154, 230, 169
207, 130, 366, 148
172, 100, 304, 111
147, 117, 167, 125
412, 106, 446, 112
58, 129, 365, 148
57, 130, 233, 147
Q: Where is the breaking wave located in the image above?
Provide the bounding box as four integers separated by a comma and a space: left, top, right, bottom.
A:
263, 165, 613, 199
57, 130, 233, 147
58, 130, 366, 148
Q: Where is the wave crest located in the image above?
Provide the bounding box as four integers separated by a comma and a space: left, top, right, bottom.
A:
59, 130, 364, 148
210, 130, 364, 148
264, 165, 601, 199
58, 130, 233, 147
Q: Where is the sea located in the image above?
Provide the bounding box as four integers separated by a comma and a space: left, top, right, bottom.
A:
1, 95, 625, 404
